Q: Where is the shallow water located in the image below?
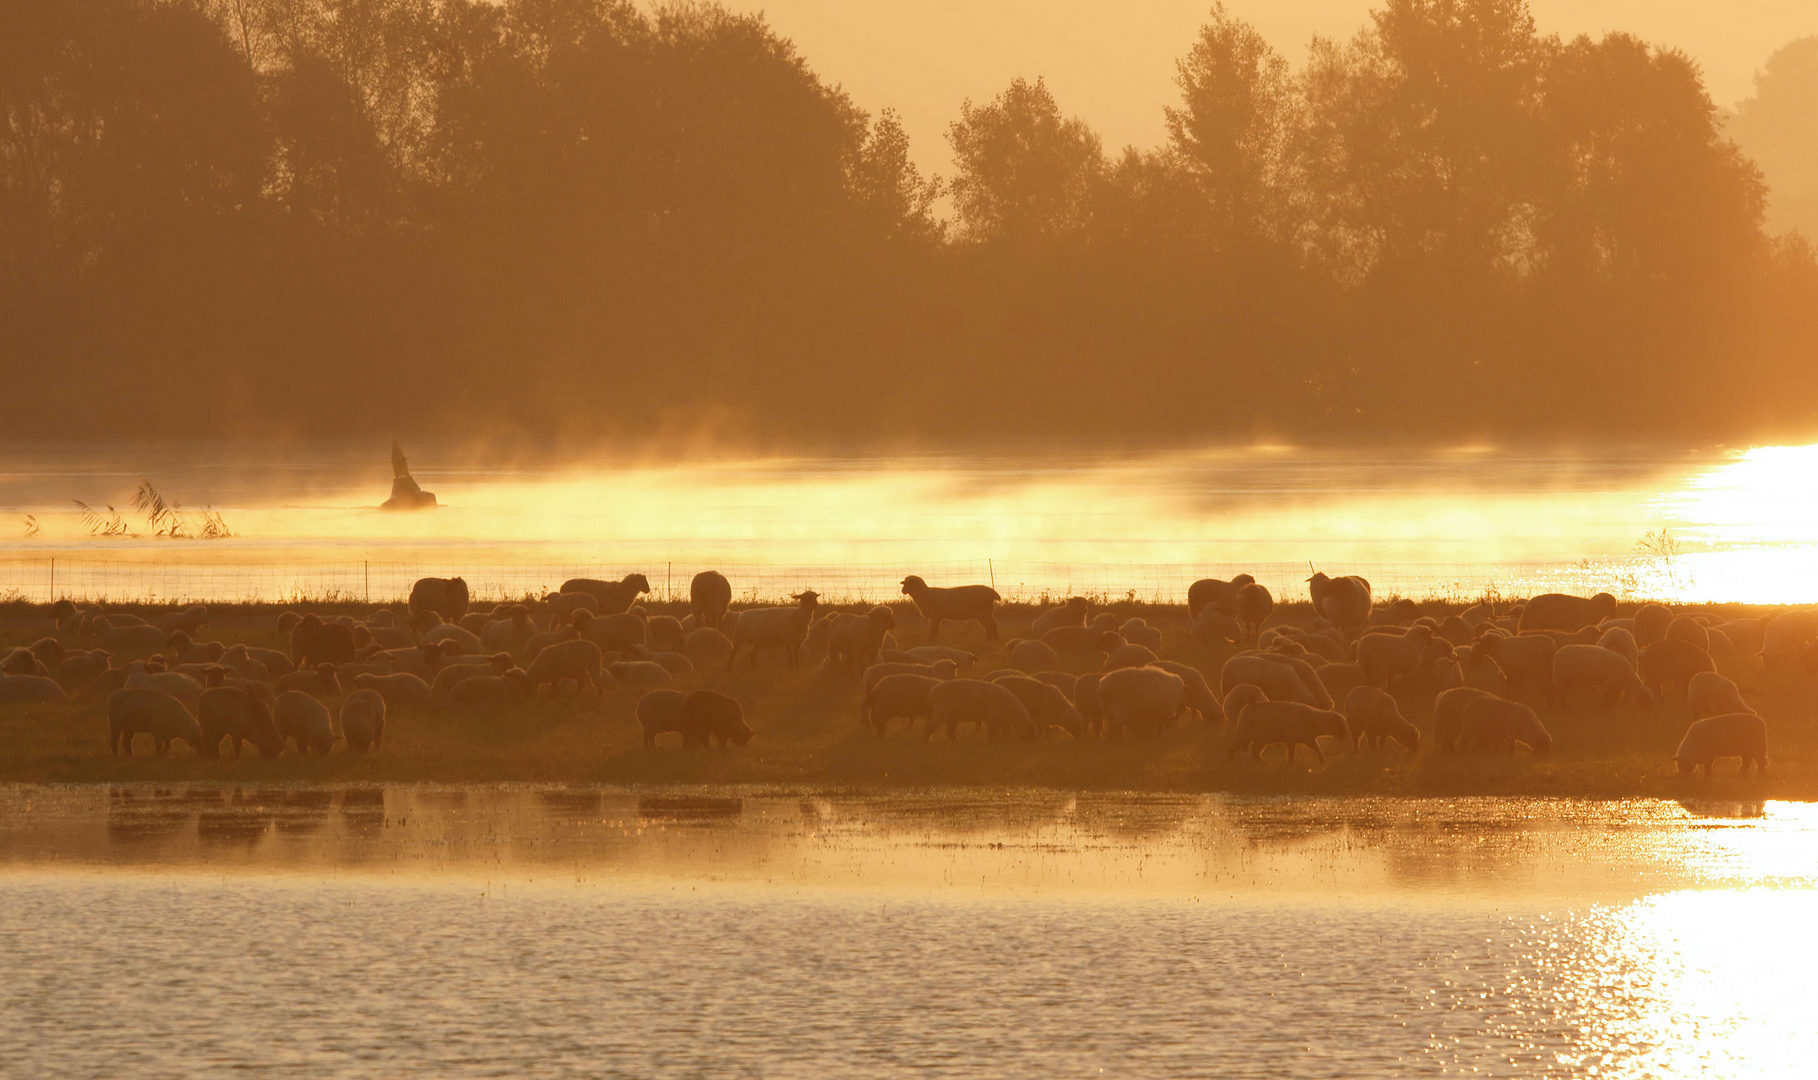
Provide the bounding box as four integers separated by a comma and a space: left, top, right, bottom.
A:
1, 442, 1817, 602
1, 787, 1815, 1077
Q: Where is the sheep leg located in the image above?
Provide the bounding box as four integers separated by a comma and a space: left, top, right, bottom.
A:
928, 617, 942, 643
980, 613, 998, 643
1310, 741, 1326, 764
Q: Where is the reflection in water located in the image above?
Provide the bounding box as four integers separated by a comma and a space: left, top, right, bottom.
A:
2, 788, 1816, 1078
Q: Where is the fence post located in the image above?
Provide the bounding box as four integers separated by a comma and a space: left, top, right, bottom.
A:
48, 558, 54, 603
364, 561, 370, 604
988, 558, 995, 591
667, 562, 673, 603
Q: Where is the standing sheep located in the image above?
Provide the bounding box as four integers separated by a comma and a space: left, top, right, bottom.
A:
560, 574, 650, 615
1631, 603, 1673, 647
1596, 626, 1638, 669
636, 690, 689, 747
689, 571, 732, 629
1355, 625, 1440, 689
526, 639, 607, 698
1096, 666, 1188, 740
900, 575, 1000, 643
1190, 606, 1241, 651
864, 674, 944, 736
1433, 687, 1495, 753
274, 690, 335, 754
1226, 701, 1350, 763
197, 686, 282, 759
1458, 697, 1552, 755
339, 689, 387, 752
1233, 584, 1274, 645
1343, 686, 1419, 754
1030, 598, 1090, 636
826, 607, 897, 677
108, 688, 203, 756
1552, 645, 1654, 710
924, 679, 1034, 741
679, 690, 752, 747
728, 591, 821, 670
408, 577, 470, 623
1638, 639, 1716, 703
1666, 617, 1710, 653
1306, 572, 1373, 631
1687, 672, 1753, 721
291, 614, 356, 669
1220, 654, 1318, 705
1674, 713, 1767, 777
990, 674, 1084, 738
1187, 574, 1255, 619
1469, 633, 1556, 704
1518, 593, 1617, 633
354, 671, 432, 716
1147, 660, 1223, 726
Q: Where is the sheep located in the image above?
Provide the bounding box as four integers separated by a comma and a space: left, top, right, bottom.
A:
925, 679, 1034, 741
459, 606, 498, 637
1370, 598, 1420, 626
1102, 637, 1159, 671
892, 644, 978, 669
84, 616, 169, 658
1666, 617, 1710, 654
1220, 684, 1267, 727
1041, 623, 1113, 659
1343, 686, 1418, 753
1, 648, 44, 676
1638, 639, 1715, 703
1146, 660, 1223, 726
1030, 598, 1090, 636
682, 628, 734, 669
1712, 619, 1766, 657
1220, 654, 1318, 705
1355, 625, 1440, 689
1468, 633, 1555, 703
1433, 687, 1495, 752
0, 674, 66, 704
1674, 713, 1768, 777
862, 659, 959, 692
1226, 701, 1350, 763
864, 674, 943, 735
481, 606, 539, 657
575, 609, 646, 654
28, 637, 65, 667
729, 591, 820, 670
1552, 645, 1655, 710
369, 640, 450, 680
606, 661, 672, 693
1031, 671, 1077, 697
108, 688, 204, 756
1632, 604, 1673, 647
430, 655, 511, 703
1306, 572, 1372, 630
354, 671, 432, 715
123, 667, 203, 708
560, 574, 650, 615
1436, 615, 1475, 648
1762, 609, 1818, 669
274, 690, 335, 754
155, 604, 210, 636
900, 575, 1000, 643
164, 631, 224, 666
448, 668, 535, 704
678, 690, 751, 747
1517, 593, 1617, 633
408, 577, 471, 622
1097, 666, 1188, 740
1269, 653, 1334, 708
689, 571, 732, 629
826, 607, 897, 677
1684, 672, 1751, 722
1005, 638, 1060, 672
525, 639, 606, 698
291, 613, 356, 668
1459, 601, 1497, 627
197, 686, 281, 759
989, 674, 1084, 738
804, 613, 835, 657
276, 662, 340, 700
1190, 606, 1241, 650
1458, 697, 1552, 755
1312, 662, 1366, 706
637, 690, 689, 747
339, 689, 387, 752
638, 649, 693, 677
646, 615, 686, 654
1072, 672, 1104, 735
544, 591, 600, 627
1188, 574, 1255, 619
1596, 626, 1638, 669
421, 619, 485, 654
1118, 619, 1164, 653
1234, 583, 1274, 644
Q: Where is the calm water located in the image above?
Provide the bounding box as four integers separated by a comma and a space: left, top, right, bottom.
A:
1, 787, 1815, 1077
3, 443, 1818, 602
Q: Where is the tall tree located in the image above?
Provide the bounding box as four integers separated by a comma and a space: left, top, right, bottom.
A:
948, 77, 1103, 245
1729, 36, 1818, 240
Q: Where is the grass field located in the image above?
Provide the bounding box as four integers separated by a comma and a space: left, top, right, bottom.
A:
0, 599, 1807, 799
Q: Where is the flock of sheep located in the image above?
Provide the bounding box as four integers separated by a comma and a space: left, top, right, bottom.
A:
0, 566, 1792, 778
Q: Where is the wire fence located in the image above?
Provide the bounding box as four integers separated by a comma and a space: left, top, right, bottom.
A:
0, 556, 1682, 607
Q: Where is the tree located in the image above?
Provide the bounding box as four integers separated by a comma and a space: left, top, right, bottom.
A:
1729, 36, 1818, 240
948, 77, 1103, 245
851, 109, 944, 245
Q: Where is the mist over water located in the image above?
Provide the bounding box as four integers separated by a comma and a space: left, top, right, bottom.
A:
3, 443, 1817, 603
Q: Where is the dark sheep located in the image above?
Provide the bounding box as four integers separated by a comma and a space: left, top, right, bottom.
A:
197, 686, 282, 759
690, 571, 732, 630
560, 574, 651, 615
108, 688, 203, 756
680, 690, 752, 748
408, 577, 471, 622
291, 613, 356, 669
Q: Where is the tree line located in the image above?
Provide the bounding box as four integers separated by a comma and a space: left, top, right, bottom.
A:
2, 0, 1814, 447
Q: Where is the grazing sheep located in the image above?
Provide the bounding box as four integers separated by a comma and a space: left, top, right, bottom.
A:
1306, 572, 1373, 631
525, 639, 606, 698
1097, 666, 1188, 740
108, 688, 204, 756
826, 607, 897, 677
1469, 634, 1556, 704
1188, 574, 1256, 619
1552, 645, 1655, 710
1371, 598, 1420, 626
0, 674, 65, 704
1343, 686, 1418, 753
679, 690, 751, 748
1234, 583, 1274, 644
1355, 625, 1440, 689
1220, 684, 1267, 727
1458, 697, 1552, 755
690, 571, 732, 630
1666, 617, 1710, 654
1118, 619, 1164, 653
197, 686, 281, 759
544, 591, 600, 627
339, 689, 387, 752
354, 671, 432, 715
276, 663, 340, 700
1632, 604, 1673, 647
900, 575, 1000, 643
575, 609, 646, 654
560, 574, 650, 615
429, 655, 511, 703
894, 644, 978, 669
1005, 638, 1060, 672
606, 661, 671, 693
123, 667, 202, 708
55, 650, 112, 691
1101, 638, 1159, 671
728, 592, 820, 670
1041, 623, 1112, 658
646, 615, 686, 654
421, 618, 484, 654
1220, 654, 1318, 705
1762, 609, 1818, 669
1190, 606, 1241, 650
1674, 713, 1768, 777
1712, 619, 1766, 657
165, 631, 225, 665
1518, 593, 1617, 633
408, 577, 471, 622
274, 690, 335, 754
682, 628, 734, 668
989, 674, 1084, 738
84, 617, 169, 658
636, 690, 689, 747
1312, 662, 1367, 706
1433, 687, 1495, 753
448, 668, 535, 704
1031, 598, 1091, 636
864, 674, 944, 736
1031, 671, 1077, 697
1413, 655, 1464, 695
1596, 626, 1638, 669
1147, 660, 1223, 726
481, 606, 539, 657
862, 659, 960, 692
1686, 672, 1752, 721
1638, 639, 1716, 703
155, 604, 210, 636
1269, 653, 1334, 709
291, 613, 356, 668
925, 679, 1034, 741
1227, 701, 1350, 763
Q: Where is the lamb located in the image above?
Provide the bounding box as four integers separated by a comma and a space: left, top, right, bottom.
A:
339, 688, 387, 752
1674, 713, 1767, 777
1233, 583, 1274, 644
1096, 666, 1188, 740
1355, 625, 1440, 688
408, 577, 471, 622
1226, 701, 1350, 763
155, 604, 210, 636
559, 574, 650, 615
525, 639, 606, 698
448, 668, 535, 704
1638, 639, 1715, 703
989, 674, 1084, 738
1030, 598, 1090, 636
197, 686, 282, 759
1004, 638, 1060, 672
108, 688, 204, 756
863, 673, 943, 735
274, 690, 336, 754
826, 607, 897, 677
0, 674, 66, 704
1458, 697, 1552, 755
1305, 572, 1372, 630
924, 679, 1034, 741
1343, 686, 1419, 753
862, 658, 959, 692
1433, 687, 1495, 752
606, 660, 671, 693
1147, 660, 1223, 726
900, 575, 1000, 643
1686, 672, 1752, 721
354, 671, 432, 715
1552, 645, 1655, 710
1518, 592, 1617, 633
690, 571, 732, 629
728, 591, 820, 670
682, 628, 734, 668
1187, 574, 1255, 619
84, 616, 169, 658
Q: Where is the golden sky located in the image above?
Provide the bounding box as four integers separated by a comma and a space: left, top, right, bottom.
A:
727, 0, 1816, 176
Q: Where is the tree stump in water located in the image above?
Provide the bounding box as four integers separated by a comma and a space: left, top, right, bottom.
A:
381, 441, 438, 510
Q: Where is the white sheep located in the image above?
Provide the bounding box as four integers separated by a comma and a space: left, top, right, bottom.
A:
1674, 713, 1767, 777
1458, 697, 1551, 755
1343, 686, 1418, 754
1096, 666, 1188, 740
728, 592, 820, 670
1030, 598, 1090, 636
1552, 644, 1654, 710
924, 678, 1033, 741
1686, 672, 1752, 721
1226, 700, 1349, 763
